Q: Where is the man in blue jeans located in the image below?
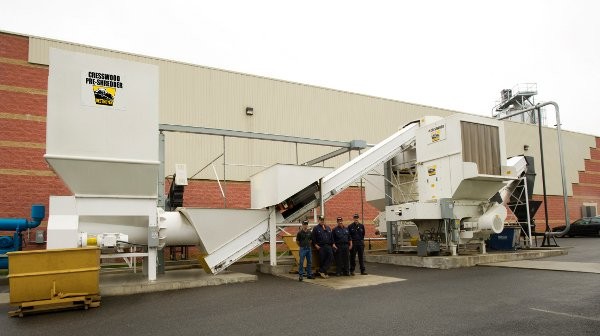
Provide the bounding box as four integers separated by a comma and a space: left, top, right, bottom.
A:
296, 220, 314, 281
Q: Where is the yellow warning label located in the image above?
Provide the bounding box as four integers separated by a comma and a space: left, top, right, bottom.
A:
427, 124, 445, 143
428, 165, 437, 176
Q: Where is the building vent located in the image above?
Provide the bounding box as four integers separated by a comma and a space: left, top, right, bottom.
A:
582, 203, 597, 217
461, 121, 501, 176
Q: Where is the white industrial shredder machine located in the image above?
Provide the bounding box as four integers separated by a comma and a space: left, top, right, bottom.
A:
43, 49, 535, 281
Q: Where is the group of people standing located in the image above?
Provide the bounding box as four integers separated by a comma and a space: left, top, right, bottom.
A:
295, 213, 367, 281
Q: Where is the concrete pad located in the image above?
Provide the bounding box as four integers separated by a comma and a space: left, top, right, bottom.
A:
0, 268, 256, 303
99, 268, 257, 296
255, 262, 295, 275
276, 273, 405, 290
366, 249, 567, 269
481, 260, 600, 274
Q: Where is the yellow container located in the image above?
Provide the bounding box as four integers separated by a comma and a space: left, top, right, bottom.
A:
410, 237, 419, 246
282, 235, 300, 261
7, 247, 100, 305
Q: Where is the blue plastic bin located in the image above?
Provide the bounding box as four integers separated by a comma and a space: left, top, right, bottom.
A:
488, 227, 519, 250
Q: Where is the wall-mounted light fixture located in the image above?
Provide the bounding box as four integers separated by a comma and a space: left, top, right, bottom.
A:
245, 107, 254, 116
523, 144, 529, 151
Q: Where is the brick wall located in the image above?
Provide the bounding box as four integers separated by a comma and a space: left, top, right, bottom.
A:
528, 140, 600, 231
0, 33, 69, 246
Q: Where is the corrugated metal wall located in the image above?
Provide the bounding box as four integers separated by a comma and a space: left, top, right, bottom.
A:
28, 36, 597, 195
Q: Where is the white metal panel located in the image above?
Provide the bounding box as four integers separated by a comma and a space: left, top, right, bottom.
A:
417, 157, 452, 202
506, 156, 528, 177
199, 220, 269, 274
416, 117, 461, 164
250, 164, 333, 209
387, 202, 442, 221
452, 178, 508, 200
46, 158, 158, 197
77, 211, 200, 246
46, 196, 79, 249
364, 170, 385, 211
178, 208, 270, 255
322, 124, 418, 200
44, 48, 159, 197
46, 48, 158, 161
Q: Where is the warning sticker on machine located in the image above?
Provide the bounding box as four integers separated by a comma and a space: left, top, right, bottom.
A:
428, 165, 437, 176
428, 124, 446, 144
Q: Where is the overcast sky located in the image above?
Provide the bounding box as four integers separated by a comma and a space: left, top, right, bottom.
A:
2, 0, 599, 136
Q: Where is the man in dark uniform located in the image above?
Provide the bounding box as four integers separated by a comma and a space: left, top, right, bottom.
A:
332, 216, 352, 276
312, 215, 334, 278
296, 220, 314, 281
348, 213, 368, 275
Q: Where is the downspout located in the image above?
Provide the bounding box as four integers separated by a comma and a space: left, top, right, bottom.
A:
499, 102, 570, 237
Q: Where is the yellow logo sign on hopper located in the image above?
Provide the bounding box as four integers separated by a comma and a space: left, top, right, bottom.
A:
93, 86, 116, 106
84, 71, 123, 107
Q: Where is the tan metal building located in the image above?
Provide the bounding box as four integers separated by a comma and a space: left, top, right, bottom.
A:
24, 34, 596, 198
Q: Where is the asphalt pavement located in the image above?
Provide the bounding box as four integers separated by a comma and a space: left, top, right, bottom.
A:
1, 237, 599, 335
541, 236, 600, 262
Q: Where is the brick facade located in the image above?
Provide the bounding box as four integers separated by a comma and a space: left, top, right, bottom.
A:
532, 139, 600, 230
1, 31, 599, 253
0, 34, 54, 222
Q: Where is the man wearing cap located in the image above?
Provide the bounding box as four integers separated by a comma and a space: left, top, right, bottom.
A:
332, 216, 352, 276
348, 214, 368, 275
296, 220, 314, 281
311, 215, 334, 278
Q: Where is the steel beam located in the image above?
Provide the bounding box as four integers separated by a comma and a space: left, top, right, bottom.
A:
302, 147, 351, 166
159, 124, 361, 148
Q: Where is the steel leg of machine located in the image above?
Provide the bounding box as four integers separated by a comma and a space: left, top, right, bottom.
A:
269, 208, 277, 266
